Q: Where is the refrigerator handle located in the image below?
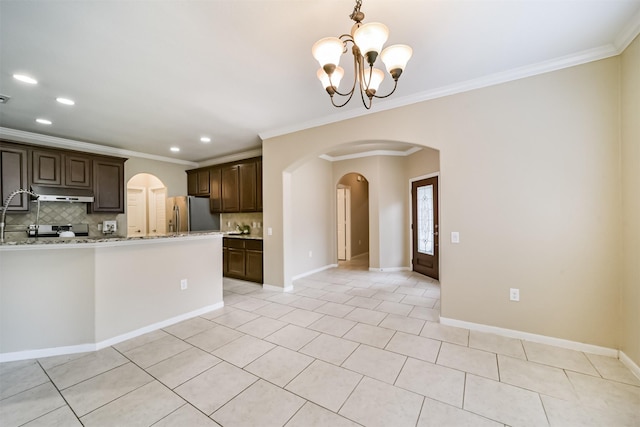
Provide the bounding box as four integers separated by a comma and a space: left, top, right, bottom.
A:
173, 205, 180, 233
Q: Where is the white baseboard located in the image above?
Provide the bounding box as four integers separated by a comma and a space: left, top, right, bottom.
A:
292, 264, 338, 281
96, 302, 224, 350
369, 266, 411, 272
440, 316, 619, 358
0, 302, 225, 363
0, 343, 98, 364
619, 351, 640, 381
263, 283, 294, 293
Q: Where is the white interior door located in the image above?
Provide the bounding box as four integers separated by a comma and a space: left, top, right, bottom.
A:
337, 187, 351, 261
127, 187, 147, 237
148, 187, 167, 236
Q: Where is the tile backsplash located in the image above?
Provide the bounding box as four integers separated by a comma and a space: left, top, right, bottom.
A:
3, 202, 121, 242
220, 212, 263, 237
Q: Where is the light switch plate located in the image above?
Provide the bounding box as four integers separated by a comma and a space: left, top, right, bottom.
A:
451, 232, 460, 243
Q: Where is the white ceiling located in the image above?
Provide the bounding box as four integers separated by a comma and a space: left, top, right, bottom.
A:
1, 0, 639, 164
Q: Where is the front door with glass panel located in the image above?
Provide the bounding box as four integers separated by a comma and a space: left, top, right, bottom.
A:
412, 177, 439, 279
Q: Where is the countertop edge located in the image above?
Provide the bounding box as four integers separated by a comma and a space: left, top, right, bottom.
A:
0, 232, 224, 251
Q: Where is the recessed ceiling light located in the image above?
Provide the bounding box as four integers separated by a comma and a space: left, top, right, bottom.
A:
36, 118, 52, 125
13, 74, 38, 84
56, 97, 75, 105
170, 147, 180, 152
200, 136, 211, 143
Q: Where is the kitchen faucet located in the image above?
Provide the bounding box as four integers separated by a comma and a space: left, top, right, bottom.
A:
0, 189, 41, 244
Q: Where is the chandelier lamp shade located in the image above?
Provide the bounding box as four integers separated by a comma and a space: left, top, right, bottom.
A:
312, 0, 412, 109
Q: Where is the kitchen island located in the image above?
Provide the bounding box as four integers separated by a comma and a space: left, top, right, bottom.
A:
0, 232, 224, 361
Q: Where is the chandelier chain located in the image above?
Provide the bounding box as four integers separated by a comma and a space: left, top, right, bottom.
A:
349, 0, 364, 22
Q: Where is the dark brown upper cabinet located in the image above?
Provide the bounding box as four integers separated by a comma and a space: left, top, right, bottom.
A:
31, 149, 63, 186
0, 143, 29, 212
209, 167, 222, 213
239, 162, 257, 212
256, 159, 262, 211
187, 168, 211, 197
88, 157, 126, 213
32, 149, 92, 189
0, 141, 126, 214
65, 155, 92, 188
221, 165, 240, 212
187, 156, 262, 213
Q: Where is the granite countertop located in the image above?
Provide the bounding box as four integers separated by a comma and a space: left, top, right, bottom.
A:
0, 231, 226, 247
223, 233, 263, 240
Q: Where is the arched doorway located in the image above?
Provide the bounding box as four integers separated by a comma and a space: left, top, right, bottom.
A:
127, 173, 167, 237
337, 173, 369, 268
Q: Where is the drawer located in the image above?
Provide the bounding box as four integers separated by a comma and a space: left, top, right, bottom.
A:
223, 238, 245, 249
245, 240, 263, 251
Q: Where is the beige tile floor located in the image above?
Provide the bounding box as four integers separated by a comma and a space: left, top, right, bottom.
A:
1, 259, 639, 426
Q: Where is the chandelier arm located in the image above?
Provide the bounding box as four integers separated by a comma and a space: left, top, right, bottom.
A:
358, 83, 373, 109
330, 89, 357, 108
370, 79, 399, 99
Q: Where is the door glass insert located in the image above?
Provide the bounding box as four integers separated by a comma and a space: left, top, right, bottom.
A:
417, 184, 434, 255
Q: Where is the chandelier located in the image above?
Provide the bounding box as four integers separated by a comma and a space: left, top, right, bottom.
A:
312, 0, 413, 109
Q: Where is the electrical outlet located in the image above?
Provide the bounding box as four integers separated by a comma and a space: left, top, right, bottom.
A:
510, 288, 519, 301
181, 279, 188, 290
308, 251, 313, 258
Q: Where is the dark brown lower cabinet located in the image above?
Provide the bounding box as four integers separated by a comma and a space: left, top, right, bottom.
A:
223, 237, 263, 284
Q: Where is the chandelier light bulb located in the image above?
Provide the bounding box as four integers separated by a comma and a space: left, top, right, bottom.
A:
312, 37, 344, 71
353, 22, 389, 64
380, 44, 413, 79
317, 66, 344, 91
363, 68, 385, 93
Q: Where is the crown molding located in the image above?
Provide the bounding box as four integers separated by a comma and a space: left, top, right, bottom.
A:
0, 127, 198, 166
320, 146, 422, 162
259, 42, 625, 141
615, 7, 640, 52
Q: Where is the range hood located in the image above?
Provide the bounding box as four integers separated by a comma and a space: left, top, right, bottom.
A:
30, 185, 95, 203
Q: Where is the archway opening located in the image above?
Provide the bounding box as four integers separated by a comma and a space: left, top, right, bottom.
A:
337, 173, 370, 270
127, 173, 167, 237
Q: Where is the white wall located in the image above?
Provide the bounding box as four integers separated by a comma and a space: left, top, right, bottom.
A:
0, 248, 95, 353
377, 156, 409, 269
290, 157, 335, 277
94, 237, 222, 341
620, 35, 640, 366
125, 156, 188, 197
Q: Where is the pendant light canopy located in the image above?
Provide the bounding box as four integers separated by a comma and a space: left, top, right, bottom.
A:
312, 0, 412, 109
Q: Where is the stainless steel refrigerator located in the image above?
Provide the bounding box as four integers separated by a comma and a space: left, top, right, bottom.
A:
166, 196, 220, 233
